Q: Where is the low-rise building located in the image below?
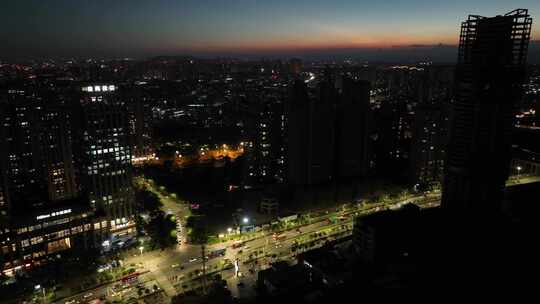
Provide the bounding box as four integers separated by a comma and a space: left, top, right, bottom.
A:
259, 197, 279, 215
353, 203, 421, 263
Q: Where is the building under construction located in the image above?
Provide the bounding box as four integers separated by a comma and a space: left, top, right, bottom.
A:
442, 9, 533, 212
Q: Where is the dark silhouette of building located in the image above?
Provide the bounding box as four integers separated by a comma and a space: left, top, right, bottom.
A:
510, 126, 540, 176
335, 78, 371, 179
257, 261, 316, 299
373, 97, 412, 182
442, 9, 532, 212
125, 86, 154, 159
286, 79, 335, 185
287, 73, 372, 186
536, 97, 540, 126
353, 204, 421, 263
286, 80, 312, 185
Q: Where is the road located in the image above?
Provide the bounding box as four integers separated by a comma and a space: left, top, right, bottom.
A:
57, 194, 434, 303
55, 271, 159, 304
56, 175, 540, 303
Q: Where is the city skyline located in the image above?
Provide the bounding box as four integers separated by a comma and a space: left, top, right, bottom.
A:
1, 4, 539, 303
2, 0, 540, 60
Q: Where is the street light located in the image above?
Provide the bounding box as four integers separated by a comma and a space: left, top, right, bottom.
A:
517, 166, 522, 181
139, 246, 144, 255
242, 217, 249, 224
227, 227, 232, 233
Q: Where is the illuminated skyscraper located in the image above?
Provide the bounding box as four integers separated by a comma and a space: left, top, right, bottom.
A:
77, 84, 135, 242
442, 9, 532, 212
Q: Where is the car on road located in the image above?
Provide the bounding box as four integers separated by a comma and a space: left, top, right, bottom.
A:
232, 241, 244, 248
171, 263, 180, 268
97, 263, 111, 273
83, 292, 93, 299
208, 248, 226, 258
189, 258, 198, 263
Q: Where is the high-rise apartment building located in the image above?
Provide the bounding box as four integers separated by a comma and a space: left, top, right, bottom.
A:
41, 103, 78, 201
251, 98, 286, 184
335, 78, 371, 179
410, 103, 447, 187
374, 97, 412, 181
286, 73, 372, 186
0, 88, 94, 276
125, 86, 154, 159
286, 79, 335, 185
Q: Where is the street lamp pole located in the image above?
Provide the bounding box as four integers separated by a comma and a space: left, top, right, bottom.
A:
517, 166, 522, 181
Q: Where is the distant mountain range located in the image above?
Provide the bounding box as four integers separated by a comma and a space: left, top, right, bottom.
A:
186, 41, 540, 64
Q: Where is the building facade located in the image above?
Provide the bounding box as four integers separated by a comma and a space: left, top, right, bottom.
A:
0, 88, 94, 276
77, 84, 136, 244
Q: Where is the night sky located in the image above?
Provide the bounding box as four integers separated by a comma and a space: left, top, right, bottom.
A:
1, 0, 539, 60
